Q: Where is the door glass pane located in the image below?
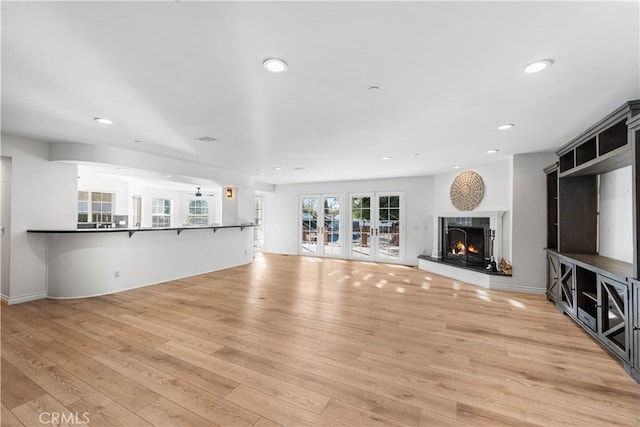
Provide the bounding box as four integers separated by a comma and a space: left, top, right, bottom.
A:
603, 282, 626, 350
323, 196, 341, 256
377, 195, 400, 262
351, 196, 371, 259
301, 197, 318, 254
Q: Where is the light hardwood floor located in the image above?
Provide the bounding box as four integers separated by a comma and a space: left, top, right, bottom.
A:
2, 253, 639, 426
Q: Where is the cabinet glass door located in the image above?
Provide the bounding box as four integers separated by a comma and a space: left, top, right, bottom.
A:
558, 260, 576, 315
598, 276, 630, 362
547, 253, 559, 302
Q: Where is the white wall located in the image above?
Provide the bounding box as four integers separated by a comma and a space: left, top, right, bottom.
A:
1, 135, 77, 303
432, 158, 513, 259
262, 176, 434, 265
510, 152, 557, 292
599, 165, 633, 263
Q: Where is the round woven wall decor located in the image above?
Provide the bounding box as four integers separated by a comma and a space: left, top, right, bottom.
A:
450, 170, 484, 211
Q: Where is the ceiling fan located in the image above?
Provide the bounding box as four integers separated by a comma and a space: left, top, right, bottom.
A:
189, 186, 215, 197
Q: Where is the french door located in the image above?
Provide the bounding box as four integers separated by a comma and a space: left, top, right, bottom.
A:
349, 192, 404, 264
300, 194, 343, 258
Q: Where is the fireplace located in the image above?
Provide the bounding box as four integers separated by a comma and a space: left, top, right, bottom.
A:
441, 217, 491, 269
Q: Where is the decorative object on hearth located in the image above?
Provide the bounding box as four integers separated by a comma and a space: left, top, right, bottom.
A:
450, 170, 484, 211
500, 258, 512, 274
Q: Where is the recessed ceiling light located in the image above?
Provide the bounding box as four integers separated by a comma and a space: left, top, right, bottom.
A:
196, 136, 218, 143
524, 59, 553, 74
274, 167, 282, 171
453, 165, 461, 169
498, 123, 515, 130
487, 149, 499, 154
94, 117, 113, 125
263, 58, 288, 73
381, 156, 392, 160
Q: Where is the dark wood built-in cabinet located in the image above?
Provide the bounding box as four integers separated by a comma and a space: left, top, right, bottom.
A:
545, 100, 640, 382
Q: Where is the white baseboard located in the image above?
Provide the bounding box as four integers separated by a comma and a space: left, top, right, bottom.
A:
4, 292, 47, 305
489, 283, 546, 295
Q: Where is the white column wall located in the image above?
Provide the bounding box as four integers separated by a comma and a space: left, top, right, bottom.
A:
1, 135, 77, 303
509, 152, 557, 293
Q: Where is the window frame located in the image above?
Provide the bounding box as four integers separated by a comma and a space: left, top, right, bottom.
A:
152, 198, 172, 228
77, 191, 114, 224
187, 198, 209, 225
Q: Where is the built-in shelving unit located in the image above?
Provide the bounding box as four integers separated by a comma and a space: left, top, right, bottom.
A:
545, 100, 640, 383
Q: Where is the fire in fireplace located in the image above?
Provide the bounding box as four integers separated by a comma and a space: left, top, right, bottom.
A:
441, 217, 491, 269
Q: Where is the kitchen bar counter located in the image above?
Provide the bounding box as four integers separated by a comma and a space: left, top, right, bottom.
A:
28, 223, 254, 238
29, 224, 255, 299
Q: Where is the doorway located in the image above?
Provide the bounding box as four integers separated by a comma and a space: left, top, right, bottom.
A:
2, 156, 12, 298
349, 192, 404, 264
300, 194, 343, 258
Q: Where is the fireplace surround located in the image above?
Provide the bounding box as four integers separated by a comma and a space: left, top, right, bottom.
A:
430, 210, 506, 269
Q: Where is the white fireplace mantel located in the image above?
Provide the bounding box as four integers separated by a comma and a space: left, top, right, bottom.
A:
429, 210, 507, 261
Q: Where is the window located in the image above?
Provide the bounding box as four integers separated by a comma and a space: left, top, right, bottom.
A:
254, 196, 264, 250
77, 191, 113, 224
132, 196, 142, 228
78, 191, 89, 223
152, 198, 171, 228
187, 199, 209, 225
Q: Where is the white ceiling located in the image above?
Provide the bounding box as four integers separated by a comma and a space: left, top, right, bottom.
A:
2, 1, 639, 185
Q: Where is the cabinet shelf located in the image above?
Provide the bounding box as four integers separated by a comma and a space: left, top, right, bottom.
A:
582, 291, 597, 303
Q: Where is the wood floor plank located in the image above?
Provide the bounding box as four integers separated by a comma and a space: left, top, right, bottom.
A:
455, 402, 540, 427
1, 358, 47, 410
207, 344, 424, 426
1, 404, 25, 427
320, 398, 412, 427
35, 339, 161, 413
1, 253, 638, 427
116, 338, 240, 398
225, 385, 342, 427
1, 336, 95, 407
155, 341, 331, 415
66, 391, 153, 427
94, 349, 260, 426
10, 395, 72, 427
136, 397, 217, 427
253, 417, 283, 427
